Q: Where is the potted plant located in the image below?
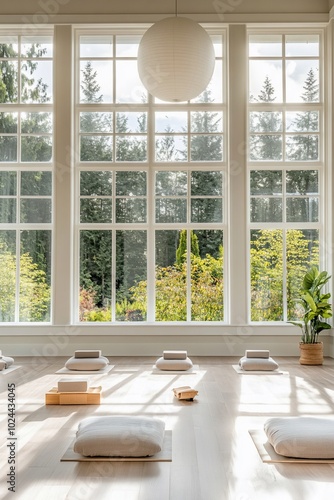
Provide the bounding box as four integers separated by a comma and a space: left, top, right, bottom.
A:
289, 266, 332, 365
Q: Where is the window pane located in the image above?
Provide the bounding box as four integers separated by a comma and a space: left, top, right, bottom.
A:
249, 35, 282, 57
80, 36, 113, 58
20, 199, 52, 223
80, 61, 112, 103
80, 230, 112, 322
155, 199, 187, 223
191, 111, 223, 133
0, 37, 18, 57
249, 112, 282, 133
286, 197, 318, 222
80, 112, 113, 133
0, 61, 18, 103
191, 135, 223, 161
116, 60, 147, 103
116, 171, 146, 196
286, 62, 319, 103
249, 61, 282, 102
0, 171, 16, 195
116, 230, 147, 321
155, 135, 187, 161
250, 135, 282, 161
286, 170, 318, 194
285, 135, 318, 161
21, 112, 52, 133
21, 60, 53, 103
116, 136, 147, 161
20, 230, 51, 322
21, 136, 52, 162
80, 171, 112, 196
193, 60, 223, 103
0, 230, 16, 321
155, 112, 187, 133
0, 137, 17, 161
191, 171, 223, 196
80, 136, 113, 162
116, 35, 141, 57
286, 111, 319, 132
21, 36, 53, 57
191, 199, 223, 223
80, 199, 112, 223
191, 230, 223, 321
250, 170, 282, 195
250, 229, 283, 321
0, 112, 18, 133
156, 171, 187, 196
116, 112, 147, 133
21, 171, 52, 196
155, 230, 186, 321
285, 35, 319, 57
0, 199, 16, 223
250, 198, 282, 222
116, 199, 146, 223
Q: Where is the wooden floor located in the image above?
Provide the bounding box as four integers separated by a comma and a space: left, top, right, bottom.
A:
1, 356, 334, 500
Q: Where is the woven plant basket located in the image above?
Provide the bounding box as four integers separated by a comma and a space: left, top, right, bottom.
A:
299, 342, 323, 365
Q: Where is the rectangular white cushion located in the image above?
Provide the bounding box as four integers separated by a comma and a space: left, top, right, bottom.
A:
58, 378, 89, 392
245, 350, 270, 358
74, 416, 165, 457
239, 356, 278, 371
74, 350, 101, 358
163, 350, 187, 360
264, 417, 334, 459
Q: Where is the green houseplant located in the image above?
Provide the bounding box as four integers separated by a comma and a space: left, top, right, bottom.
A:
289, 266, 332, 364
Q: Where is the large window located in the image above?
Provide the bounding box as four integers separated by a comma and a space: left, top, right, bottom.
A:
76, 30, 226, 322
248, 32, 322, 322
0, 33, 53, 322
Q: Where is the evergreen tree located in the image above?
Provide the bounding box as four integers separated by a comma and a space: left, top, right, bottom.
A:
176, 230, 200, 265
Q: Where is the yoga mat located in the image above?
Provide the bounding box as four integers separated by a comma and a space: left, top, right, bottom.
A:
151, 365, 199, 374
232, 365, 287, 375
249, 429, 334, 464
61, 430, 172, 462
56, 365, 114, 375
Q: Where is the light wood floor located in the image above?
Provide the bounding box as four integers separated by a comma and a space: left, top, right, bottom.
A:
1, 356, 334, 500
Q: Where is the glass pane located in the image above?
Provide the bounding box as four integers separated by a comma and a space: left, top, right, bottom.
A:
116, 35, 141, 57
249, 62, 282, 102
211, 35, 223, 58
21, 136, 52, 162
250, 198, 282, 222
193, 60, 223, 103
155, 230, 187, 321
0, 199, 16, 223
191, 171, 222, 196
286, 111, 319, 132
285, 35, 319, 57
80, 61, 112, 103
155, 135, 187, 161
80, 198, 112, 223
21, 36, 53, 57
249, 35, 282, 57
20, 230, 51, 322
80, 230, 112, 322
116, 199, 146, 223
191, 111, 223, 133
156, 171, 187, 196
21, 171, 52, 196
0, 112, 18, 133
0, 61, 18, 103
21, 112, 52, 133
116, 230, 147, 321
21, 60, 53, 103
249, 112, 282, 133
80, 36, 113, 58
286, 62, 319, 103
0, 37, 18, 57
250, 135, 282, 161
250, 171, 282, 195
0, 171, 16, 195
116, 112, 147, 133
0, 137, 17, 161
0, 230, 16, 321
155, 199, 187, 223
286, 170, 318, 195
155, 112, 187, 133
116, 60, 147, 103
285, 135, 318, 161
250, 229, 283, 321
80, 171, 112, 196
20, 199, 52, 223
80, 112, 113, 133
191, 230, 223, 321
287, 229, 319, 320
286, 197, 318, 222
116, 136, 147, 161
116, 171, 146, 196
191, 199, 222, 223
80, 136, 113, 162
190, 135, 223, 161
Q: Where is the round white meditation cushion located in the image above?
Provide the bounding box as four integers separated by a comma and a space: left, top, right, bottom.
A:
65, 355, 109, 371
0, 359, 6, 371
155, 356, 193, 371
2, 356, 14, 368
238, 356, 279, 371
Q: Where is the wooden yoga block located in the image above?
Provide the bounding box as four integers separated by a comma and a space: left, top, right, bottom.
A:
173, 386, 198, 401
45, 386, 102, 405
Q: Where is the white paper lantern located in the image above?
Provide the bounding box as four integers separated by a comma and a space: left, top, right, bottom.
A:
137, 17, 215, 102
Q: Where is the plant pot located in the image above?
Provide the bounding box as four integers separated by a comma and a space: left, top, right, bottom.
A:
299, 342, 323, 365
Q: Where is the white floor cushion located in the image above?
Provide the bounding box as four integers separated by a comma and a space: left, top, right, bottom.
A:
2, 356, 14, 368
65, 356, 109, 371
155, 356, 193, 371
0, 360, 6, 371
74, 415, 165, 457
239, 356, 278, 371
264, 417, 334, 459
